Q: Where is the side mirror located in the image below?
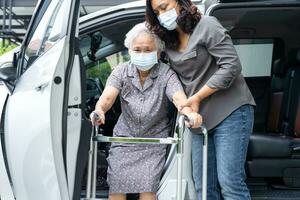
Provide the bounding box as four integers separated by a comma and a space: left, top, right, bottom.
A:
0, 62, 17, 94
0, 62, 16, 81
0, 51, 19, 94
12, 51, 19, 68
87, 32, 102, 62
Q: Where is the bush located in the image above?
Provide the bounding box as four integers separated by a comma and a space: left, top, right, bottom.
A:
0, 40, 17, 56
86, 59, 112, 86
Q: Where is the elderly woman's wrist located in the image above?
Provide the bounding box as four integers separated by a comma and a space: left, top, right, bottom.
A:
181, 106, 193, 115
94, 108, 105, 115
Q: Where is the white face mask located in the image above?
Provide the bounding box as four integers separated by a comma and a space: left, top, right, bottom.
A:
130, 51, 158, 71
157, 3, 178, 31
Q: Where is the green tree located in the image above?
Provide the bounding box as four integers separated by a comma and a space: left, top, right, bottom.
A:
0, 40, 17, 56
86, 59, 112, 86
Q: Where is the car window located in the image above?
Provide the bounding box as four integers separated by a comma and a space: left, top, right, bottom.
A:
86, 50, 130, 87
79, 34, 113, 59
233, 39, 274, 77
21, 0, 69, 72
80, 31, 127, 86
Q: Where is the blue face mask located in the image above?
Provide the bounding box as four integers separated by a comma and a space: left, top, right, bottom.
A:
157, 3, 178, 31
130, 51, 158, 71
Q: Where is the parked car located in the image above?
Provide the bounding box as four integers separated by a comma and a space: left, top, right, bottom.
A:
0, 0, 300, 199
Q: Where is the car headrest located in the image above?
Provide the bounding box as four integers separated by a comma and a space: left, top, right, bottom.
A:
273, 58, 286, 77
287, 49, 300, 66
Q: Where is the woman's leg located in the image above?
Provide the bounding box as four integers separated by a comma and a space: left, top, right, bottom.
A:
109, 193, 126, 200
192, 132, 221, 200
139, 192, 156, 200
214, 105, 254, 200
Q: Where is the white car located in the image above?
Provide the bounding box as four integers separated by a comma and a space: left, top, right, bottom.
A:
0, 0, 300, 200
0, 84, 6, 114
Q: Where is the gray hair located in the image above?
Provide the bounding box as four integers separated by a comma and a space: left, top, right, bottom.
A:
124, 22, 165, 53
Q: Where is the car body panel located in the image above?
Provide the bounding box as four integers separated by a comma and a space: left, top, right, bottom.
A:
0, 52, 12, 198
5, 37, 67, 200
1, 0, 81, 199
0, 85, 8, 114
157, 129, 196, 199
0, 93, 14, 200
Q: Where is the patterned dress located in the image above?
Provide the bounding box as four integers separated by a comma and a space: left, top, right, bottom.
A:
105, 61, 183, 194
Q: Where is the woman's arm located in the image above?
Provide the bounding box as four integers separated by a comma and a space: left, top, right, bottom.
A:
172, 90, 202, 128
183, 85, 217, 113
164, 67, 202, 128
92, 86, 119, 125
204, 16, 242, 91
91, 64, 125, 125
184, 17, 241, 111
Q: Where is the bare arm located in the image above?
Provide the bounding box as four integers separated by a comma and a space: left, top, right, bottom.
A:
172, 90, 202, 128
196, 85, 218, 101
92, 86, 119, 125
172, 91, 193, 114
184, 85, 218, 113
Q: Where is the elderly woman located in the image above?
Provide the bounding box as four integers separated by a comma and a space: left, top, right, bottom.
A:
90, 23, 202, 200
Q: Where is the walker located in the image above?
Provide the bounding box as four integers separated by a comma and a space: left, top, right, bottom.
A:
85, 114, 208, 200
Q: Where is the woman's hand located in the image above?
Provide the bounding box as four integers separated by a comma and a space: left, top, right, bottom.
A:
185, 112, 203, 128
172, 91, 203, 128
179, 94, 202, 113
90, 110, 105, 126
187, 95, 202, 113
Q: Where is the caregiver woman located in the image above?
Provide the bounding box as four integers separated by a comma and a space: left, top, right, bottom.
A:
146, 0, 256, 199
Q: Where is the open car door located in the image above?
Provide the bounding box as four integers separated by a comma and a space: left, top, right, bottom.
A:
1, 0, 87, 199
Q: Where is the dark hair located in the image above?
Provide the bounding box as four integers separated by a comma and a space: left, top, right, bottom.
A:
145, 0, 201, 50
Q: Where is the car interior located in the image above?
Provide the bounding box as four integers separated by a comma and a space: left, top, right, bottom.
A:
210, 3, 300, 198
79, 17, 150, 199
77, 1, 300, 199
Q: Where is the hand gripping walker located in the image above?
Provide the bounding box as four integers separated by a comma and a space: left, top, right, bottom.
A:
85, 113, 208, 200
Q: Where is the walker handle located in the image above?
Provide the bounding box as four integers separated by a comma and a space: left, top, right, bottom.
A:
91, 111, 101, 121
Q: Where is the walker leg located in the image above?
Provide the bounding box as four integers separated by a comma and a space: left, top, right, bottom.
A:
86, 128, 95, 198
202, 128, 208, 200
177, 154, 183, 200
91, 126, 99, 198
176, 115, 185, 200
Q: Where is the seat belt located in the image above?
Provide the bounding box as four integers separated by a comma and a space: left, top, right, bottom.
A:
282, 70, 295, 135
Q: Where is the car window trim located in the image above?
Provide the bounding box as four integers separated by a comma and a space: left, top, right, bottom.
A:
17, 0, 52, 77
36, 1, 63, 56
61, 0, 81, 191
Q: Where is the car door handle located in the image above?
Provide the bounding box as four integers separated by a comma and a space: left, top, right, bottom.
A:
35, 82, 49, 91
